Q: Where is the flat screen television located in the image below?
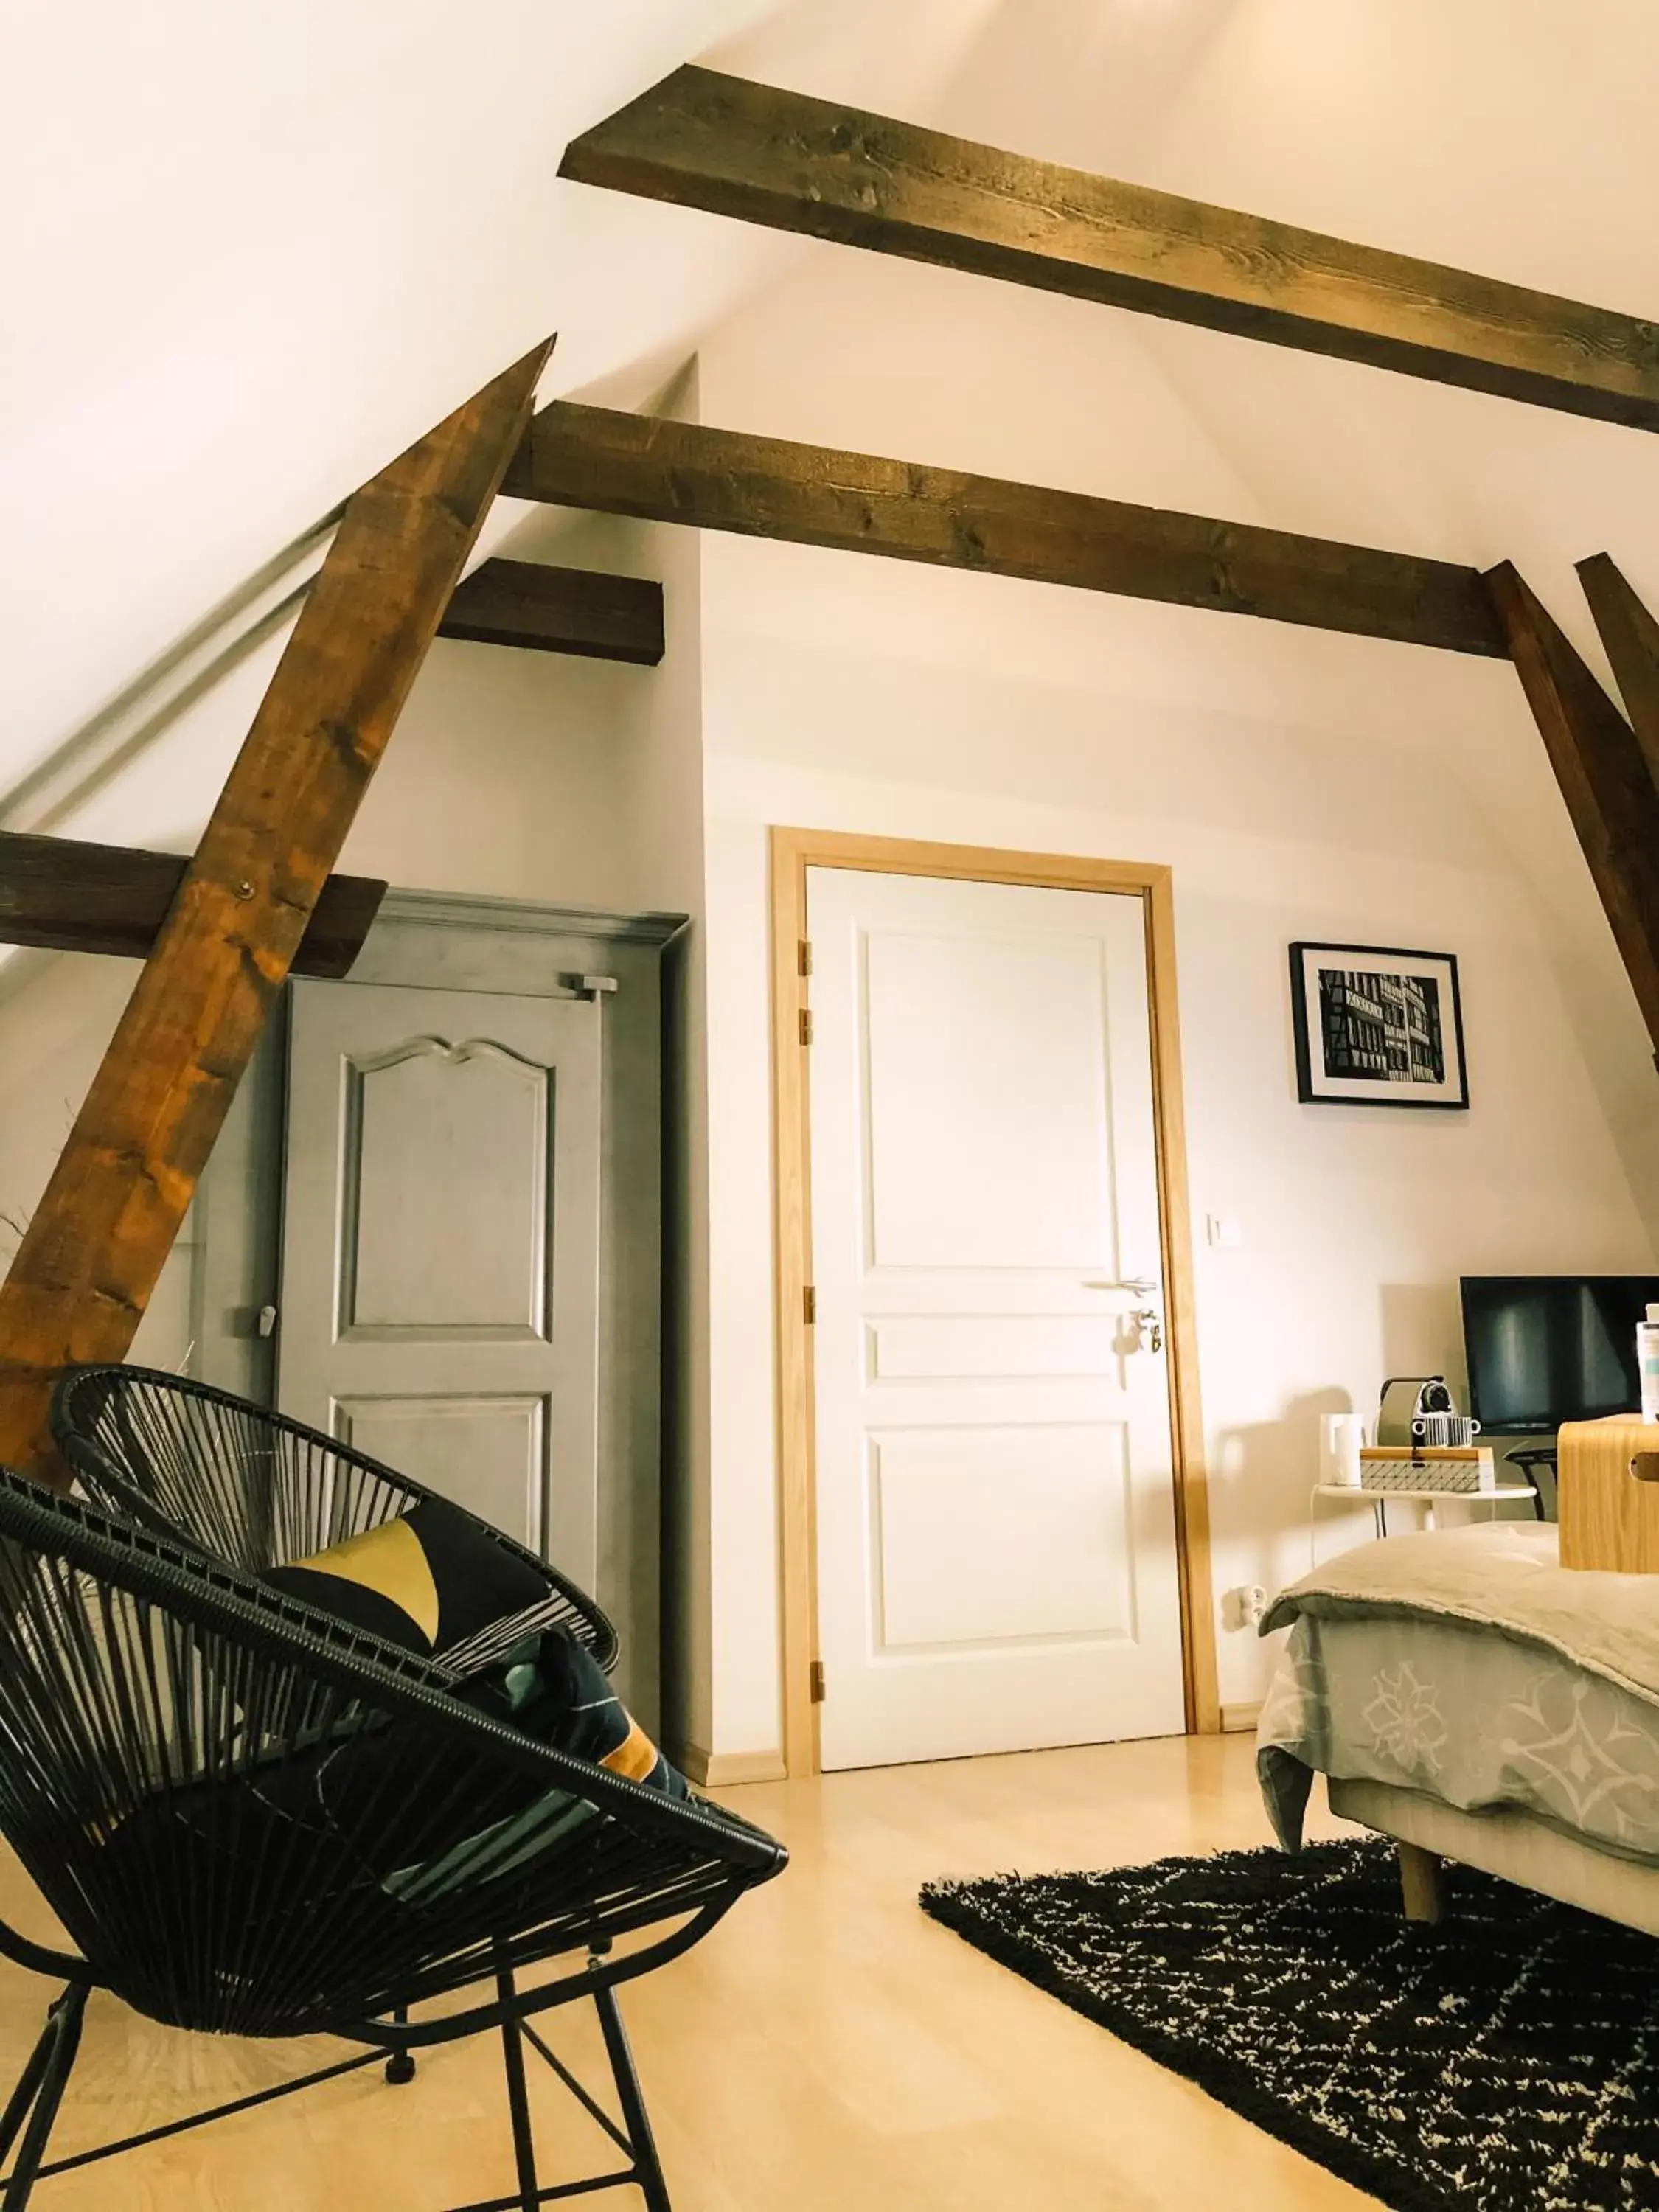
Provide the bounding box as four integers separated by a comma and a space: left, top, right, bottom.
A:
1461, 1275, 1659, 1434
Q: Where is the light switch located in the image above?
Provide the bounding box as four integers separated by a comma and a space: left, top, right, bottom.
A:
1206, 1214, 1244, 1249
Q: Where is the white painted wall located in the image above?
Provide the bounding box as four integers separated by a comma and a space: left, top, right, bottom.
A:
687, 240, 1659, 1748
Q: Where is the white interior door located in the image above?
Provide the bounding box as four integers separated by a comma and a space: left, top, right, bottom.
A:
279, 980, 602, 1583
807, 867, 1186, 1770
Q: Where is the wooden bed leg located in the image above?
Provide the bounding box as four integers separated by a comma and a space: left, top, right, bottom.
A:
1397, 1841, 1444, 1924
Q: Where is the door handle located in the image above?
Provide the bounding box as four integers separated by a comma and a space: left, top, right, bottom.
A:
1085, 1276, 1159, 1296
1135, 1307, 1164, 1354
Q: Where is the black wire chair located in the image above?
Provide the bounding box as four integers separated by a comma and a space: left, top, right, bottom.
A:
51, 1366, 617, 1679
0, 1469, 785, 2210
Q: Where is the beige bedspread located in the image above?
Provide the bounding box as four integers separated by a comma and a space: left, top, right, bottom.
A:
1262, 1522, 1659, 1704
1258, 1523, 1659, 1861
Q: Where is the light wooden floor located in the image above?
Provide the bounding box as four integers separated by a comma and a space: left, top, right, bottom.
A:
0, 1733, 1377, 2210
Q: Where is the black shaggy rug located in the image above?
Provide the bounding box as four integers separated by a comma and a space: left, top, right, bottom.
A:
920, 1837, 1659, 2212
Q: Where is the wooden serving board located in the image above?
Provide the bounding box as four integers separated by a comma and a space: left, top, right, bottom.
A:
1559, 1417, 1659, 1571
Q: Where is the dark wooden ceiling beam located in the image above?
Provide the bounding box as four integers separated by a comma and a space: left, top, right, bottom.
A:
1486, 561, 1659, 1059
0, 338, 552, 1481
502, 401, 1505, 655
1577, 554, 1659, 789
0, 832, 386, 975
562, 66, 1659, 434
438, 557, 664, 663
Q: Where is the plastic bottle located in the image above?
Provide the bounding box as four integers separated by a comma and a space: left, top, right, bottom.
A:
1641, 1304, 1659, 1425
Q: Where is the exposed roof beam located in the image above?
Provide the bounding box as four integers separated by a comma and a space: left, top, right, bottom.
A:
439, 557, 664, 663
562, 66, 1659, 434
1486, 561, 1659, 1060
0, 339, 551, 1482
0, 832, 385, 975
1577, 554, 1659, 789
503, 401, 1505, 655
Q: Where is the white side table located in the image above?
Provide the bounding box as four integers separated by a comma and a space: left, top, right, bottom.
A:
1312, 1481, 1537, 1543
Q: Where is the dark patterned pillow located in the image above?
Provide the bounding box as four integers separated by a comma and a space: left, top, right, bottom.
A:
476, 1628, 689, 1798
260, 1495, 548, 1658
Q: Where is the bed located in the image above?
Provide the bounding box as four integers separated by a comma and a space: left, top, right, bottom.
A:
1258, 1520, 1659, 1931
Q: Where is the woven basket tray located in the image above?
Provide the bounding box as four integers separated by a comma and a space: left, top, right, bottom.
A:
1359, 1454, 1488, 1494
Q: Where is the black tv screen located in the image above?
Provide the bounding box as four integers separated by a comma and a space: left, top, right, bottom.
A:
1461, 1276, 1659, 1434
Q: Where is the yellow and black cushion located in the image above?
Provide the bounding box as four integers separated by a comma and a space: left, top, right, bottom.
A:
260, 1504, 685, 1800
260, 1495, 548, 1658
481, 1629, 689, 1799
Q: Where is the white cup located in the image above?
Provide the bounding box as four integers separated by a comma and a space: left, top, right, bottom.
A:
1413, 1413, 1481, 1449
1321, 1413, 1367, 1486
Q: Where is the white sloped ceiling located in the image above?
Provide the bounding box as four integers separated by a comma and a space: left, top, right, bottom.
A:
0, 0, 1001, 824
7, 0, 1659, 902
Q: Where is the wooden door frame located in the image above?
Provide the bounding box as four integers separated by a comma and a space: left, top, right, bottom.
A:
770, 827, 1220, 1778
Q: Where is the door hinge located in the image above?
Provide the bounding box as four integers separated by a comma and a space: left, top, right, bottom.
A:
799, 1007, 814, 1046
809, 1659, 827, 1704
798, 938, 813, 978
803, 1284, 817, 1324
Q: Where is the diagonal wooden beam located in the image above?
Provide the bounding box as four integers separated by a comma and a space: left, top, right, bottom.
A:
0, 338, 552, 1478
562, 66, 1659, 434
0, 832, 386, 974
1486, 561, 1659, 1059
1576, 554, 1659, 790
438, 557, 664, 663
503, 401, 1506, 655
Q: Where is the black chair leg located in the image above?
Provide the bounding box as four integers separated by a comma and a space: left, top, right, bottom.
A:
594, 1985, 672, 2212
3, 1985, 86, 2211
494, 1961, 539, 2212
0, 2010, 60, 2171
385, 2005, 417, 2086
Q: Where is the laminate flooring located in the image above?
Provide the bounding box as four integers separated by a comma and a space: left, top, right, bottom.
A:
0, 1733, 1376, 2210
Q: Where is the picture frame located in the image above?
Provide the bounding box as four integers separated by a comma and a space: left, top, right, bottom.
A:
1288, 942, 1469, 1110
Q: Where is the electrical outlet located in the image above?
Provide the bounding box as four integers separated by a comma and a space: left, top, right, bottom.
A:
1223, 1584, 1270, 1631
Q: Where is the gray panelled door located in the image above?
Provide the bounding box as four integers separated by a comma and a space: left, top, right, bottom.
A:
279, 979, 603, 1583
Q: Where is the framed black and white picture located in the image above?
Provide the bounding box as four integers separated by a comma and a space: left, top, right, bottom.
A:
1289, 942, 1469, 1110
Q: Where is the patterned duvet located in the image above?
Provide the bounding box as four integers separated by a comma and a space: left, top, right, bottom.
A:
1258, 1523, 1659, 1865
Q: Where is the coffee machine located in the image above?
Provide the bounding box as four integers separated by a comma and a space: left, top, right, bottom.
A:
1375, 1374, 1456, 1447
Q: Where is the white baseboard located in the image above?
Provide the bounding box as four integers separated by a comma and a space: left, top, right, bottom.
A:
1221, 1701, 1262, 1734
675, 1743, 789, 1787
